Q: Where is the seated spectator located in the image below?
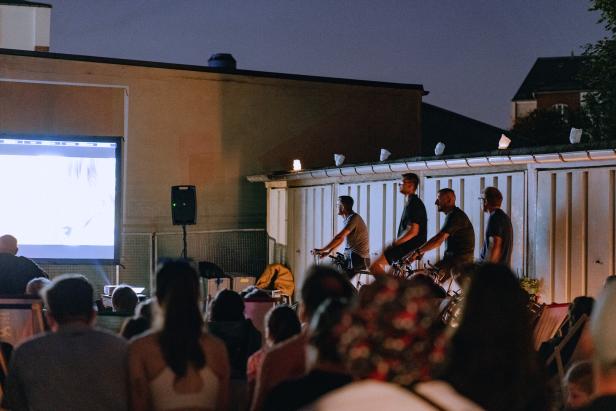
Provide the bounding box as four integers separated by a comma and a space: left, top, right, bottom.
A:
128, 260, 229, 411
208, 289, 262, 378
314, 276, 482, 410
539, 296, 595, 371
25, 277, 51, 297
263, 298, 352, 411
208, 289, 261, 411
112, 284, 139, 315
564, 361, 594, 410
3, 274, 128, 411
120, 298, 155, 340
441, 263, 548, 411
0, 234, 48, 295
578, 282, 616, 410
250, 264, 356, 411
247, 305, 301, 401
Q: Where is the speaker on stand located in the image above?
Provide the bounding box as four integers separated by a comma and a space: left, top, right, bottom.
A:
171, 185, 197, 259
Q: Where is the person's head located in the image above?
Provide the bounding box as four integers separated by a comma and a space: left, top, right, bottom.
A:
568, 296, 594, 327
265, 304, 301, 346
337, 196, 354, 216
25, 277, 51, 297
111, 285, 138, 314
435, 188, 456, 213
590, 282, 616, 393
399, 173, 419, 196
209, 289, 245, 322
442, 263, 545, 411
155, 259, 205, 377
308, 298, 350, 367
604, 274, 616, 288
42, 274, 95, 329
135, 298, 154, 322
0, 235, 18, 255
407, 273, 447, 299
300, 265, 355, 323
337, 276, 444, 387
564, 361, 594, 409
481, 186, 503, 212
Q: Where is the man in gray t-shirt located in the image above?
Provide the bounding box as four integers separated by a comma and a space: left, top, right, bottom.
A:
312, 196, 369, 278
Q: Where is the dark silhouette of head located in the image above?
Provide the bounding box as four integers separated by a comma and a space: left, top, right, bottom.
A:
209, 289, 245, 322
442, 263, 547, 411
266, 304, 301, 344
300, 265, 355, 322
309, 298, 350, 364
42, 274, 94, 326
111, 285, 138, 314
155, 260, 205, 377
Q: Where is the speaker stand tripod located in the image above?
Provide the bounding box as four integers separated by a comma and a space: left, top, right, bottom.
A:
182, 224, 188, 259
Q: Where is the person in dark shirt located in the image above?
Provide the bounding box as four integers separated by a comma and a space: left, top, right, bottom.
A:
262, 298, 352, 411
370, 173, 427, 275
479, 187, 513, 266
0, 235, 48, 295
409, 188, 475, 281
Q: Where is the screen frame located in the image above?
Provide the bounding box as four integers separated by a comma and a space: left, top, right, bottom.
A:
0, 133, 123, 265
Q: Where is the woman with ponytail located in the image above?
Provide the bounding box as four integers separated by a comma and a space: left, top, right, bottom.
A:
128, 260, 230, 411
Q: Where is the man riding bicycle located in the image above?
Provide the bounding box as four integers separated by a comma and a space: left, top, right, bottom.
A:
312, 196, 369, 278
408, 188, 475, 284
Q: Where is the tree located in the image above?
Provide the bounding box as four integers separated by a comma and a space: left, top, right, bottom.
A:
580, 0, 616, 140
510, 107, 592, 146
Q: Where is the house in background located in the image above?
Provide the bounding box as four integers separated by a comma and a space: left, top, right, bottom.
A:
511, 56, 589, 125
0, 0, 50, 51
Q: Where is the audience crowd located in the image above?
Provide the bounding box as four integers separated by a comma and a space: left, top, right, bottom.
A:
0, 251, 615, 410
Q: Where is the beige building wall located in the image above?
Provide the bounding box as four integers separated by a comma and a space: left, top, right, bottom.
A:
0, 52, 422, 234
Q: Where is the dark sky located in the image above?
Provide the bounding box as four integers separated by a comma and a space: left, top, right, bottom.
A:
48, 0, 607, 128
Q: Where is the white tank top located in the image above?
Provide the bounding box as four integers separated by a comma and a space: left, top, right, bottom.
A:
149, 365, 219, 411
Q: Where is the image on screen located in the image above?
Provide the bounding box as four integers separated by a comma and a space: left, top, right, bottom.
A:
0, 135, 121, 262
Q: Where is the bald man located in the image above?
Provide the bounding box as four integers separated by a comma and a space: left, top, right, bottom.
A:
409, 188, 475, 280
0, 235, 48, 295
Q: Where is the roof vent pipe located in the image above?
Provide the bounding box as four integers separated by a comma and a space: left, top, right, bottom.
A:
208, 53, 237, 70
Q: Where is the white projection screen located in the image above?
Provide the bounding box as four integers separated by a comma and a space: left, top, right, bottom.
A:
0, 135, 122, 263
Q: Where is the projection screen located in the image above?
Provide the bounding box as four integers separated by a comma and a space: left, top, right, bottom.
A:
0, 135, 122, 263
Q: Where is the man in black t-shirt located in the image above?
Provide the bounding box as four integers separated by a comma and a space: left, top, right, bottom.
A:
479, 187, 513, 266
0, 235, 48, 295
370, 173, 427, 276
409, 188, 474, 279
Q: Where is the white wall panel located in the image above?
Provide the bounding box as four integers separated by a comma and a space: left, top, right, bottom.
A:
287, 185, 334, 291
535, 167, 616, 302
267, 188, 287, 244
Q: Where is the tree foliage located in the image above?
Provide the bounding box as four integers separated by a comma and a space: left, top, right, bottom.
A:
580, 0, 616, 140
510, 107, 592, 146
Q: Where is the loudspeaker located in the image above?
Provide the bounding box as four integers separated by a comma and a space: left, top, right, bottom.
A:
171, 185, 196, 225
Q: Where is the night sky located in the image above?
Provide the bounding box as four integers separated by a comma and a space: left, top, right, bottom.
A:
47, 0, 607, 128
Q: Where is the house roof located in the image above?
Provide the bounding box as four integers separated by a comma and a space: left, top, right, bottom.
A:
421, 103, 511, 155
512, 56, 588, 101
0, 0, 51, 7
0, 48, 427, 93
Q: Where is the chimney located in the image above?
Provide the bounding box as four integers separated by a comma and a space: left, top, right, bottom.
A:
0, 1, 52, 51
208, 53, 237, 70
